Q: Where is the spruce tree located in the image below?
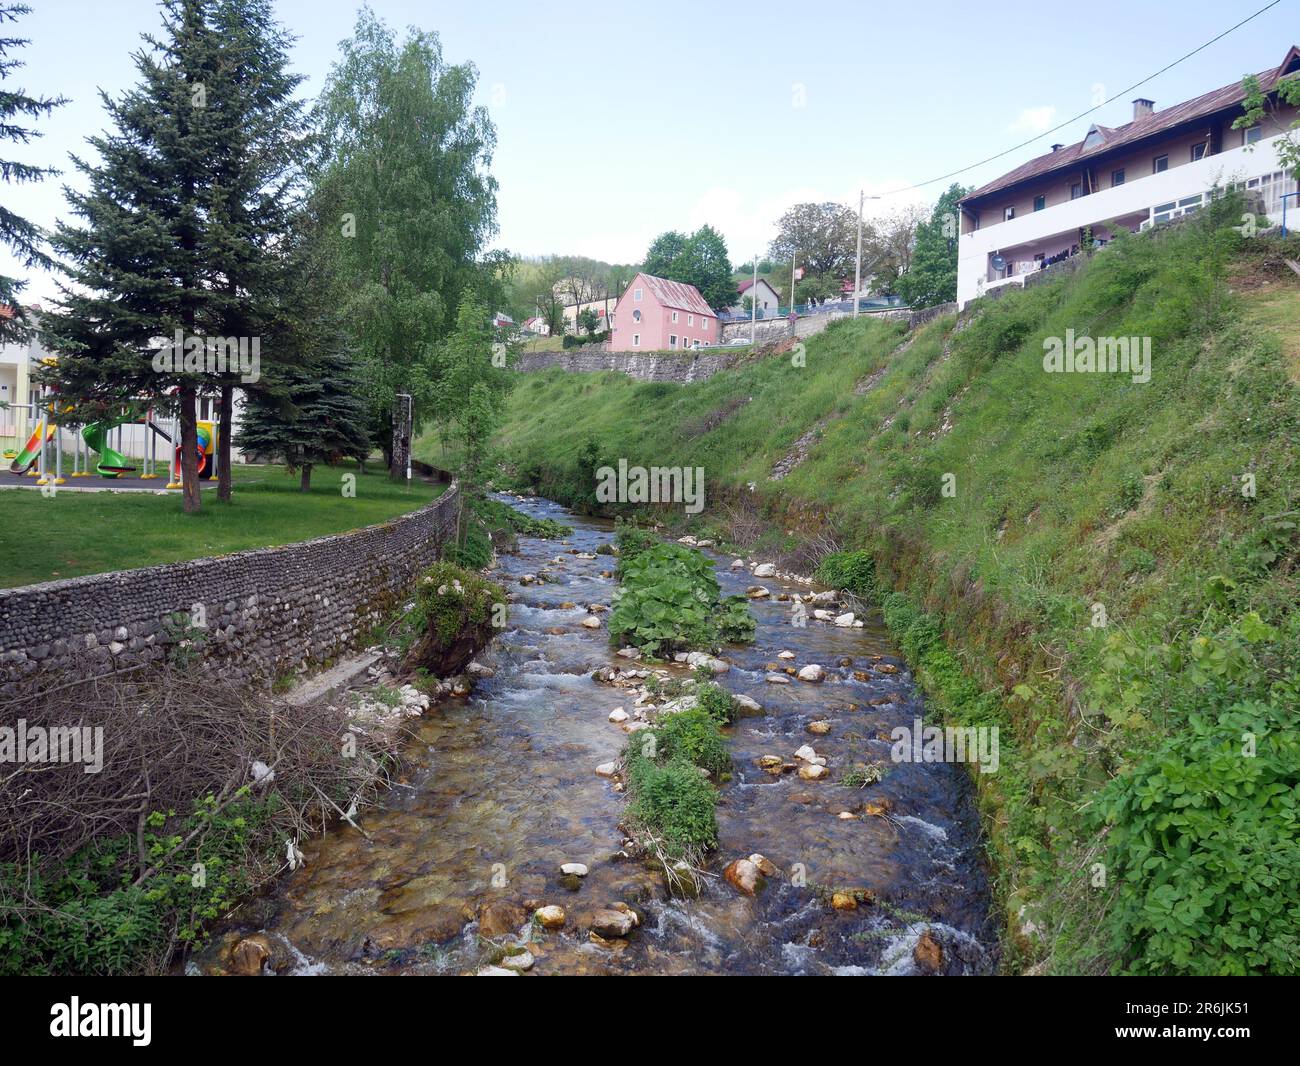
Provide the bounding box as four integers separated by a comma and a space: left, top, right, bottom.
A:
39, 0, 306, 512
0, 2, 65, 340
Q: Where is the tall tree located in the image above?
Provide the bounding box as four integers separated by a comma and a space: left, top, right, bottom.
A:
41, 0, 235, 513
0, 2, 65, 341
768, 201, 860, 281
895, 184, 967, 309
202, 0, 309, 503
312, 9, 498, 478
640, 225, 736, 309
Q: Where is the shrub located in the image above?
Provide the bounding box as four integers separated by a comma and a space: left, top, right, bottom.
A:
653, 707, 731, 777
815, 550, 876, 595
623, 746, 718, 858
694, 681, 740, 725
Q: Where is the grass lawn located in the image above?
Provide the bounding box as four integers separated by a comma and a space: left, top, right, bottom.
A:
0, 460, 441, 589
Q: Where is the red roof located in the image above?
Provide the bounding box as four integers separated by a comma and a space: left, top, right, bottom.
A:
630, 272, 716, 316
963, 47, 1300, 205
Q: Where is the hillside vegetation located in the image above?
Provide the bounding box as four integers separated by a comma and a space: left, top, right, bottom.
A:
492, 201, 1300, 975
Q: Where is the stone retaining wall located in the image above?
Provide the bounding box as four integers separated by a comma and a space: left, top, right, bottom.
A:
514, 347, 740, 382
0, 482, 460, 695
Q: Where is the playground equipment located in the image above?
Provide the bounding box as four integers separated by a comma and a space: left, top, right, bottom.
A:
81, 419, 136, 477
9, 420, 55, 475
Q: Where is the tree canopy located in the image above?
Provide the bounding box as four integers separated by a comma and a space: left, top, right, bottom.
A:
640, 225, 736, 310
895, 184, 967, 309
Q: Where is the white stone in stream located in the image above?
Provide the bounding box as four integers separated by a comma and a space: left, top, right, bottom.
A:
798, 764, 829, 780
813, 609, 832, 621
854, 621, 865, 628
731, 693, 763, 715
753, 563, 777, 578
477, 965, 519, 976
581, 616, 601, 629
778, 650, 796, 660
794, 744, 818, 762
595, 761, 619, 778
608, 708, 630, 723
616, 647, 641, 659
535, 905, 566, 929
560, 863, 589, 877
765, 673, 791, 684
677, 535, 698, 545
834, 612, 856, 627
746, 586, 770, 599
730, 559, 745, 569
797, 664, 826, 683
499, 950, 535, 972
673, 652, 689, 663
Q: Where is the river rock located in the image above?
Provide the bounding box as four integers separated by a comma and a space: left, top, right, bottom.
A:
914, 931, 944, 973
831, 892, 858, 911
499, 949, 535, 972
560, 863, 589, 878
478, 899, 527, 937
748, 853, 778, 877
608, 707, 630, 723
757, 755, 784, 770
753, 563, 776, 578
589, 903, 639, 938
535, 905, 566, 930
228, 934, 272, 976
777, 650, 796, 660
794, 744, 818, 762
834, 612, 856, 627
746, 586, 770, 599
806, 720, 832, 735
581, 616, 601, 629
730, 559, 745, 569
723, 858, 764, 896
477, 965, 519, 976
798, 764, 829, 781
797, 664, 825, 683
765, 672, 791, 684
595, 761, 619, 778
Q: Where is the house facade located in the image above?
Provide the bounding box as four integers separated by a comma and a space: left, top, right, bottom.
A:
957, 47, 1300, 308
609, 273, 718, 351
732, 277, 781, 315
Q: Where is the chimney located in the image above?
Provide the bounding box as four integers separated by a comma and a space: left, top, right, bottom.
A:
1132, 98, 1155, 120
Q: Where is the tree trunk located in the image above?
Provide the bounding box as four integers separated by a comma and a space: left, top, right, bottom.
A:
216, 382, 234, 503
178, 387, 200, 514
300, 462, 312, 492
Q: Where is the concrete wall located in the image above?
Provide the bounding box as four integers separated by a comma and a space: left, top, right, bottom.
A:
0, 482, 460, 695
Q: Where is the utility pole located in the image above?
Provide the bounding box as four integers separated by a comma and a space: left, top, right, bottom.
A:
750, 254, 758, 345
790, 254, 797, 312
853, 190, 864, 318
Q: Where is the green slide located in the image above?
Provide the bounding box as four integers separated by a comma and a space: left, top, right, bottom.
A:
82, 420, 135, 477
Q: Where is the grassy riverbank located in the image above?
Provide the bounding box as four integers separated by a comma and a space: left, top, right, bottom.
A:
491, 204, 1300, 974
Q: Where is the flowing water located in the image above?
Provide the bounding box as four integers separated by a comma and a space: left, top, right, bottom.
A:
198, 495, 997, 976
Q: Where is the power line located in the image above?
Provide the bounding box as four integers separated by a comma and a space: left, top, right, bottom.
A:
875, 0, 1283, 199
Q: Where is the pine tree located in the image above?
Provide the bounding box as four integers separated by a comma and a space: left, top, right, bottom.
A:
235, 346, 370, 490
0, 2, 65, 340
39, 0, 305, 512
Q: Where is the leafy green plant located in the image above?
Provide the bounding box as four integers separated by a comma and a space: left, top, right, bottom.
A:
653, 707, 730, 777
815, 550, 876, 594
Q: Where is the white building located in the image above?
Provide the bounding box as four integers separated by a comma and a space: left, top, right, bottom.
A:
957, 47, 1300, 308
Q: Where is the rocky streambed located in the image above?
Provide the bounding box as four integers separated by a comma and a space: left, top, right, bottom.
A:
196, 495, 997, 976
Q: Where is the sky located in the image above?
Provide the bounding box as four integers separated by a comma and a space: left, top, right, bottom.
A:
1, 0, 1294, 302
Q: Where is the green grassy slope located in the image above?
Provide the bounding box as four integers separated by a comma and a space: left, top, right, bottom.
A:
492, 204, 1300, 975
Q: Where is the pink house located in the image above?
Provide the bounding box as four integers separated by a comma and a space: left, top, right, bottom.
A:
609, 273, 718, 352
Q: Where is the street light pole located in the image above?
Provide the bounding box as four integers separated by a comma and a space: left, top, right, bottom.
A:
853, 190, 864, 318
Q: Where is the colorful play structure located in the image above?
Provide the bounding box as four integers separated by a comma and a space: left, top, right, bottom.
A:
6, 395, 217, 488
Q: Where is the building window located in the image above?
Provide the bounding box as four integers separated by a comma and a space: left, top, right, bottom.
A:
1070, 182, 1082, 200
671, 311, 678, 323
687, 314, 694, 326
1004, 205, 1015, 221
634, 288, 643, 301
669, 334, 677, 348
1243, 125, 1262, 145
1153, 155, 1168, 173
1033, 195, 1045, 212
1191, 142, 1207, 162
1111, 168, 1125, 187
702, 318, 709, 331
632, 333, 640, 346
632, 309, 641, 322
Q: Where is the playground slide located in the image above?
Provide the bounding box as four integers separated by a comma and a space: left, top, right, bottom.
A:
9, 421, 54, 474
173, 421, 215, 480
82, 421, 136, 477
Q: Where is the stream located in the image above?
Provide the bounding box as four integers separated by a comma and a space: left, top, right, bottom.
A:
198, 495, 997, 976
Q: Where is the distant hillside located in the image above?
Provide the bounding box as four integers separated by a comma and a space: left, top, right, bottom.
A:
491, 200, 1300, 975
